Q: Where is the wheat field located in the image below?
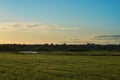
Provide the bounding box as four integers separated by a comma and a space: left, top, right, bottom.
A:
0, 52, 120, 80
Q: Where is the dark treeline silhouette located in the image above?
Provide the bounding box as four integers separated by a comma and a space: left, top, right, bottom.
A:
0, 43, 120, 52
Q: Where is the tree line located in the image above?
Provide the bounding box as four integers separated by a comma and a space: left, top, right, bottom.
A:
0, 43, 120, 52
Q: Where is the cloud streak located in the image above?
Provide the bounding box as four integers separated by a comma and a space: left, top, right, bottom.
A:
93, 35, 120, 40
61, 35, 120, 44
0, 23, 80, 32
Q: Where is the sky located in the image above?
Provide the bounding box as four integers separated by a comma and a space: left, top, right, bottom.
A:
0, 0, 120, 44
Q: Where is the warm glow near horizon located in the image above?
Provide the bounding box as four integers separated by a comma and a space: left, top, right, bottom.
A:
0, 0, 120, 44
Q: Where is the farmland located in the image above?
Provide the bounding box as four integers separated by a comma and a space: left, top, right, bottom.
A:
0, 51, 120, 80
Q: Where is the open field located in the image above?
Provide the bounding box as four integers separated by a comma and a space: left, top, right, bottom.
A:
0, 52, 120, 80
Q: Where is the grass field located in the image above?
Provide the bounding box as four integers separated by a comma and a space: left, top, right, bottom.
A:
0, 51, 120, 80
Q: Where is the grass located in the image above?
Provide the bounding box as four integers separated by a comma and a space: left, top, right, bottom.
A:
0, 51, 120, 80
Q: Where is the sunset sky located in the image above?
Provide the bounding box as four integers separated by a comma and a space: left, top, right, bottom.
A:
0, 0, 120, 44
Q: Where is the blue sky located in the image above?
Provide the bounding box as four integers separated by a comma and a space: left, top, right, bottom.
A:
0, 0, 120, 44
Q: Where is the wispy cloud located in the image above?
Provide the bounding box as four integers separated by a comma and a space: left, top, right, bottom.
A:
0, 23, 80, 32
61, 35, 120, 44
93, 35, 120, 40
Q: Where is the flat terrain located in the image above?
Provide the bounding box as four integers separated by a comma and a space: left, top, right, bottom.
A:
0, 51, 120, 80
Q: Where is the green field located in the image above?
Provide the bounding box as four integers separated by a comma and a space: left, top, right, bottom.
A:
0, 52, 120, 80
